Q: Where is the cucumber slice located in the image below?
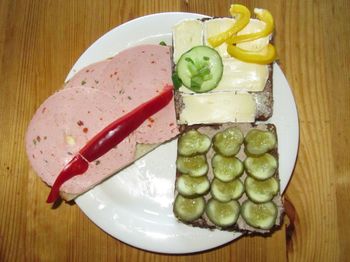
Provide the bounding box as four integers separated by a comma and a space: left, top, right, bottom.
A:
178, 130, 211, 156
176, 174, 210, 197
206, 199, 240, 227
176, 155, 208, 177
212, 154, 243, 182
244, 129, 277, 156
245, 176, 279, 203
211, 178, 244, 202
176, 46, 223, 93
244, 153, 278, 180
173, 194, 205, 222
241, 200, 278, 230
213, 127, 244, 156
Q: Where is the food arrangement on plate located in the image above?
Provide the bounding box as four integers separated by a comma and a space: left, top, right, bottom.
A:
26, 3, 288, 242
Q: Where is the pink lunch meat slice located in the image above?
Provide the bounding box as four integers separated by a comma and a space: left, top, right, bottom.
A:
63, 45, 179, 144
64, 60, 110, 89
25, 86, 136, 195
98, 44, 179, 144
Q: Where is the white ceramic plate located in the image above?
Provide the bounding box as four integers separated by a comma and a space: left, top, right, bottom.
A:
71, 12, 299, 254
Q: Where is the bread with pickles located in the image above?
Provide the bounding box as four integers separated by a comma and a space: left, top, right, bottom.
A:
171, 4, 284, 234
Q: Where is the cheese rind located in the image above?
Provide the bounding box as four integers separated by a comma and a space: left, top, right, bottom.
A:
179, 93, 256, 124
172, 19, 203, 64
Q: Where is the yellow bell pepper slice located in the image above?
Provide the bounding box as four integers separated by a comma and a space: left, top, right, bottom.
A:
207, 4, 250, 48
227, 43, 277, 64
226, 8, 274, 44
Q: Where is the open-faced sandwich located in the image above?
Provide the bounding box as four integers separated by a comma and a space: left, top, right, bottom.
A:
171, 4, 282, 233
172, 4, 276, 124
173, 124, 282, 233
25, 4, 282, 235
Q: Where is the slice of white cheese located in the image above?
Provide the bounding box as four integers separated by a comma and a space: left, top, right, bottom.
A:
213, 57, 269, 92
203, 18, 236, 58
179, 57, 269, 93
179, 92, 256, 124
172, 19, 203, 64
236, 19, 270, 51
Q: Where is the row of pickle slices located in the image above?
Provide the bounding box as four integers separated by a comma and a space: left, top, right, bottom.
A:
174, 126, 280, 230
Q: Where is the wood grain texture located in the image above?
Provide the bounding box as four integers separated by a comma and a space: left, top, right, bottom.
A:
0, 0, 349, 261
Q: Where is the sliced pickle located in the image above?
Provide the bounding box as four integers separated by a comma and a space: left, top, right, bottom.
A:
173, 194, 205, 222
244, 153, 277, 180
176, 155, 208, 177
178, 130, 211, 156
245, 176, 279, 203
211, 178, 244, 202
206, 198, 240, 227
241, 200, 278, 230
176, 174, 210, 197
244, 129, 277, 156
212, 154, 243, 182
213, 127, 244, 156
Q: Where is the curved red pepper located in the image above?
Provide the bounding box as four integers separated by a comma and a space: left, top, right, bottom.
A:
47, 85, 174, 203
46, 155, 89, 203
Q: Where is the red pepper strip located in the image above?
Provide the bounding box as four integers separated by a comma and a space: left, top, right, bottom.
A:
79, 84, 174, 161
46, 85, 174, 203
46, 155, 89, 203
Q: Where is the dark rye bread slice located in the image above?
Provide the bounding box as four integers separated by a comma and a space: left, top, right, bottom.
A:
174, 123, 284, 234
172, 17, 274, 123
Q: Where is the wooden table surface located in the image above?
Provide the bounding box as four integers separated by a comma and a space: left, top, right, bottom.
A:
1, 0, 349, 261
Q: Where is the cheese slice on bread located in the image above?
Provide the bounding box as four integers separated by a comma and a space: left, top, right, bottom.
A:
172, 17, 274, 124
